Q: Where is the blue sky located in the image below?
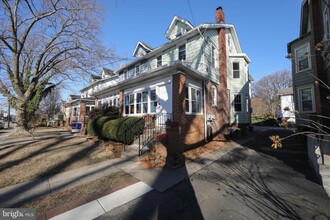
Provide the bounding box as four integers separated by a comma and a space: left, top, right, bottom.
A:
100, 0, 302, 82
0, 0, 303, 109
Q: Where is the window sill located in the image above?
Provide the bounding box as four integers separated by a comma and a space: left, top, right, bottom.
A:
185, 112, 203, 116
295, 67, 312, 73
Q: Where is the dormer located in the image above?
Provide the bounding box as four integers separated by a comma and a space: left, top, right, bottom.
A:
100, 67, 116, 79
133, 41, 153, 58
165, 16, 194, 40
67, 94, 80, 102
89, 74, 102, 83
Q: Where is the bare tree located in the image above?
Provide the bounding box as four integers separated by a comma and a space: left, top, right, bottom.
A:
252, 70, 292, 115
0, 0, 117, 133
39, 87, 61, 120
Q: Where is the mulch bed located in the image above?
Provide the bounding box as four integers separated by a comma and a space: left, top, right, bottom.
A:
140, 140, 227, 168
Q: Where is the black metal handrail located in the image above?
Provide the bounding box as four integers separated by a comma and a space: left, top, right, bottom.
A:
138, 113, 173, 156
122, 113, 173, 156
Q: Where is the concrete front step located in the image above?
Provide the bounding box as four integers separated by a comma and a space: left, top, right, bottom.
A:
323, 154, 330, 165
319, 164, 330, 198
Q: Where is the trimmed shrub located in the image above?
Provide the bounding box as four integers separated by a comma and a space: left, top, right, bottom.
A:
88, 106, 120, 121
87, 116, 117, 137
102, 117, 145, 144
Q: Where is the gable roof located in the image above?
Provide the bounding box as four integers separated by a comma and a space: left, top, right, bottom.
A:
132, 41, 154, 58
100, 67, 116, 78
115, 23, 248, 74
165, 16, 194, 40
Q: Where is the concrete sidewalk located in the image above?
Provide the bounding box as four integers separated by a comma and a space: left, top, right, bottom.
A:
0, 134, 243, 220
46, 142, 242, 220
3, 127, 325, 220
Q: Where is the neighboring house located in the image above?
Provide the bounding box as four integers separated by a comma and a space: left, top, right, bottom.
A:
62, 94, 94, 129
277, 87, 296, 123
287, 0, 330, 131
67, 7, 252, 148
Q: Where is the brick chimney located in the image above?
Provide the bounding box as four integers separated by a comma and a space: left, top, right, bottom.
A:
217, 6, 227, 87
216, 6, 225, 23
216, 6, 230, 138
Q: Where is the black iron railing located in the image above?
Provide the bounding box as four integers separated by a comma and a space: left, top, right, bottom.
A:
127, 113, 173, 156
122, 113, 172, 156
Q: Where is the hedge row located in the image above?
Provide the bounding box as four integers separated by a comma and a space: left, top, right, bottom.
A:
87, 116, 145, 144
87, 116, 117, 137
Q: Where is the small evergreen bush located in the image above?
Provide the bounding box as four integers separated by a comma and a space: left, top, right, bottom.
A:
87, 106, 120, 137
102, 117, 145, 144
87, 116, 116, 137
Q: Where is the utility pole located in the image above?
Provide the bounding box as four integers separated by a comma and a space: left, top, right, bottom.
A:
7, 99, 10, 128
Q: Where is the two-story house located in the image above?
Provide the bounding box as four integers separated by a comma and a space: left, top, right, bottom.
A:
287, 0, 330, 131
67, 7, 252, 149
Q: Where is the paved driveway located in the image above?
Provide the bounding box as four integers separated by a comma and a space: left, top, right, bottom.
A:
97, 128, 330, 220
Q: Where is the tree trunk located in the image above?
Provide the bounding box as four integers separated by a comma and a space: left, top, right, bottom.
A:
14, 105, 30, 134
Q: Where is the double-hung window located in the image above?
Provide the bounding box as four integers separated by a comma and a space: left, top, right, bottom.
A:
185, 84, 202, 114
233, 62, 240, 79
128, 94, 134, 114
135, 64, 140, 76
150, 89, 157, 113
211, 46, 216, 68
233, 94, 242, 112
136, 91, 148, 114
124, 95, 129, 114
157, 56, 162, 67
179, 44, 186, 61
298, 87, 314, 112
125, 89, 158, 115
295, 45, 310, 72
211, 86, 217, 106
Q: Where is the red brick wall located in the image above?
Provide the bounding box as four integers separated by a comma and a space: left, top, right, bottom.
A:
79, 101, 86, 129
169, 72, 206, 152
205, 81, 229, 140
119, 90, 124, 116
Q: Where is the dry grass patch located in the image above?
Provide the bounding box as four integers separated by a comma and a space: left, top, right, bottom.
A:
23, 172, 136, 214
0, 134, 111, 188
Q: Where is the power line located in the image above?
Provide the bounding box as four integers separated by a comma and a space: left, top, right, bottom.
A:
187, 0, 196, 26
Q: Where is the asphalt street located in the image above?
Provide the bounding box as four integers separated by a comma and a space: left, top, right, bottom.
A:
97, 128, 330, 220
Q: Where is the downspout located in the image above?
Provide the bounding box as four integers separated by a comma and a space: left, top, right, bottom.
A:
204, 80, 208, 142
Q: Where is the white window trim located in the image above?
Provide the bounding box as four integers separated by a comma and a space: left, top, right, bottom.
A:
135, 64, 140, 76
295, 43, 311, 73
233, 93, 243, 112
156, 55, 162, 67
211, 85, 217, 107
124, 89, 158, 116
149, 88, 158, 114
297, 85, 315, 113
233, 62, 240, 79
211, 46, 216, 69
185, 83, 202, 115
178, 43, 186, 61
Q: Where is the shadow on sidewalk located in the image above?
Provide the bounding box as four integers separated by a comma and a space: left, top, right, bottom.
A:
97, 156, 204, 220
